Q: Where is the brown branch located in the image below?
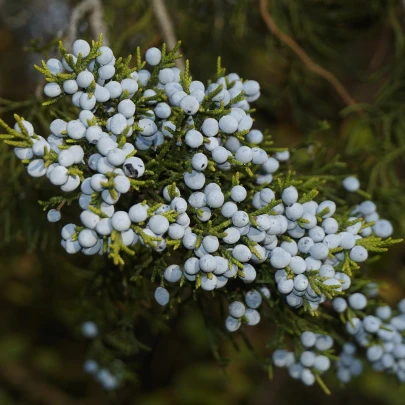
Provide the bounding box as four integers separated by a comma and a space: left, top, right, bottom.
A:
65, 0, 109, 50
259, 0, 359, 109
151, 0, 185, 70
0, 363, 80, 405
369, 26, 390, 70
403, 0, 405, 24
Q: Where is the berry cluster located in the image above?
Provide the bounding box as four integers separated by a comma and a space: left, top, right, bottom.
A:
1, 36, 403, 392
340, 298, 405, 382
270, 291, 405, 389
225, 287, 270, 332
273, 331, 334, 386
335, 343, 363, 383
81, 321, 122, 390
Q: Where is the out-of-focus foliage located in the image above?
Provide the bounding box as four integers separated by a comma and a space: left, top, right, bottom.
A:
0, 0, 404, 403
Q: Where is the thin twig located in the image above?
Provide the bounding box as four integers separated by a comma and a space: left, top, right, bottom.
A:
65, 0, 109, 50
214, 0, 225, 44
151, 0, 185, 70
259, 0, 359, 109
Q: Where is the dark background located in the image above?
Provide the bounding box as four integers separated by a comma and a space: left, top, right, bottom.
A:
1, 0, 405, 404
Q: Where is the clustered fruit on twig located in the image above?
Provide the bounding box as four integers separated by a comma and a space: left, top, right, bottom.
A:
1, 36, 403, 392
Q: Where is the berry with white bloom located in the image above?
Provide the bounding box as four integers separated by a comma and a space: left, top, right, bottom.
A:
73, 39, 91, 57
81, 321, 98, 338
229, 301, 245, 318
154, 287, 170, 306
145, 47, 162, 66
343, 176, 360, 192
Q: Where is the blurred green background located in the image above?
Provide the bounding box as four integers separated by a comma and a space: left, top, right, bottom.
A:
1, 0, 405, 403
